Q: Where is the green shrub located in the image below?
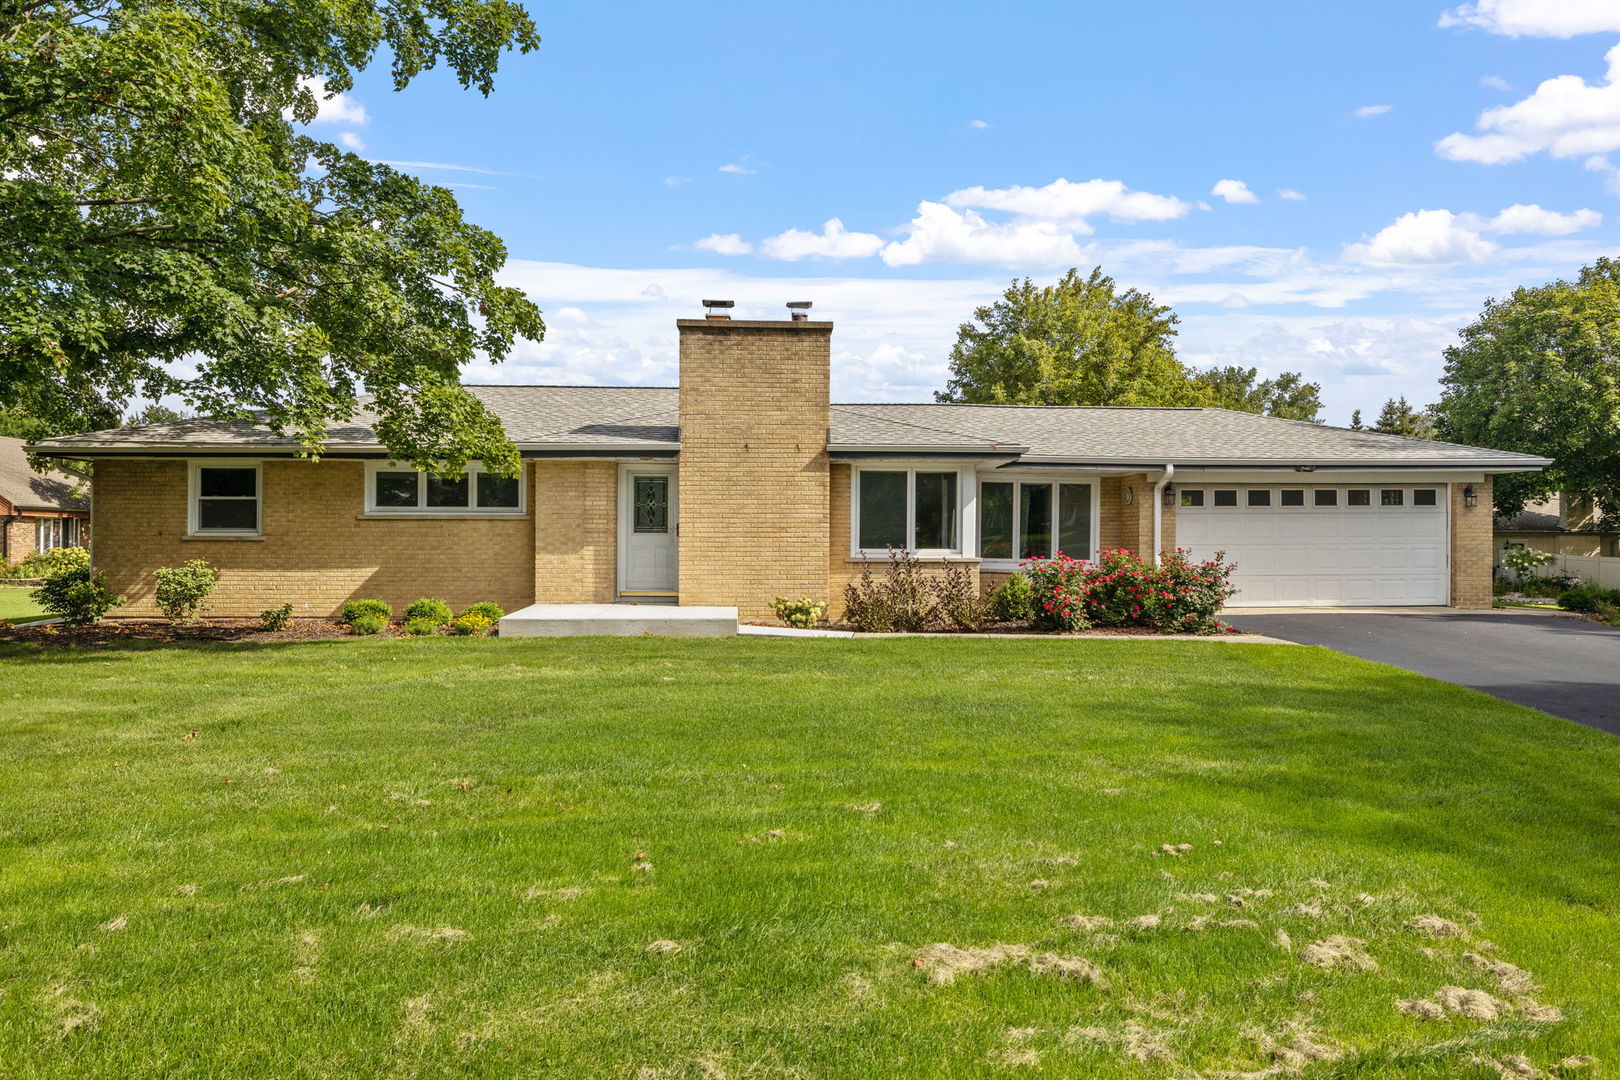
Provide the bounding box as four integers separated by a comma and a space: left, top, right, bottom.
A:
1501, 544, 1556, 584
403, 616, 442, 636
989, 573, 1036, 622
340, 599, 391, 625
405, 597, 454, 625
30, 553, 123, 625
350, 613, 388, 636
152, 559, 219, 623
1020, 548, 1238, 634
16, 546, 89, 579
458, 601, 505, 623
771, 596, 825, 629
450, 613, 494, 636
1594, 600, 1620, 627
258, 602, 293, 631
1558, 583, 1620, 613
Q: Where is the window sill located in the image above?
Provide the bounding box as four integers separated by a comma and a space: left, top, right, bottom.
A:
357, 513, 531, 520
183, 533, 265, 541
845, 554, 979, 564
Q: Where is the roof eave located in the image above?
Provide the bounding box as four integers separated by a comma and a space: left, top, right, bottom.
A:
1015, 455, 1552, 470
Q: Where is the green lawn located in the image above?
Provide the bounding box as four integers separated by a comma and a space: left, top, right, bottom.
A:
0, 586, 49, 624
0, 637, 1616, 1079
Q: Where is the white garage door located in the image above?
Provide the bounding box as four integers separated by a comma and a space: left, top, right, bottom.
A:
1175, 484, 1449, 607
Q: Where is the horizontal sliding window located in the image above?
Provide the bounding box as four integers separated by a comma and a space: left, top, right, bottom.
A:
365, 464, 524, 515
978, 479, 1093, 562
854, 468, 963, 555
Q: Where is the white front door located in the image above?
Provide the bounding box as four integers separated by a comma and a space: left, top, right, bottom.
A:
1176, 483, 1449, 607
620, 467, 678, 596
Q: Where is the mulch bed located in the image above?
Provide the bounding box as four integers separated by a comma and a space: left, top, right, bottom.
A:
0, 618, 417, 648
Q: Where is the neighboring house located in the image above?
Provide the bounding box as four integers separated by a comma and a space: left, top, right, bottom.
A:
0, 436, 90, 565
1496, 494, 1620, 562
28, 311, 1550, 619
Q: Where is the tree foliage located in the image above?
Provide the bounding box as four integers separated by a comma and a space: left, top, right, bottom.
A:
1370, 396, 1435, 440
1, 0, 543, 474
1435, 258, 1620, 519
937, 268, 1321, 421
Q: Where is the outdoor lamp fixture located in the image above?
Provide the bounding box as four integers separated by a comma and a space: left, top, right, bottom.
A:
1162, 483, 1176, 507
1464, 485, 1478, 508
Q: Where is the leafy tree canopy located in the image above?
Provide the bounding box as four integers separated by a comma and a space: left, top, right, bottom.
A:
1370, 396, 1436, 440
1, 0, 544, 474
937, 268, 1322, 422
1435, 258, 1620, 519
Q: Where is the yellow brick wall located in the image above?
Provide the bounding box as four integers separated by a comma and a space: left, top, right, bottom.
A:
533, 460, 619, 602
1451, 477, 1495, 608
825, 462, 979, 618
91, 458, 535, 617
4, 516, 34, 562
677, 320, 831, 620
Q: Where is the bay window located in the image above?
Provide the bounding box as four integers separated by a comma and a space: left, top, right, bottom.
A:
978, 479, 1094, 565
853, 468, 964, 555
364, 463, 524, 515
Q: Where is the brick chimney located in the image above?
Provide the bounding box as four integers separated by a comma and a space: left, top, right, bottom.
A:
676, 310, 832, 618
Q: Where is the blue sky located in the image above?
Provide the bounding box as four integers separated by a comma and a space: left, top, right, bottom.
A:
306, 0, 1620, 421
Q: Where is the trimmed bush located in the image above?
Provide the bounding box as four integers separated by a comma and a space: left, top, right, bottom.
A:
1021, 547, 1238, 635
405, 597, 454, 625
403, 616, 441, 636
340, 599, 391, 625
153, 559, 219, 623
30, 550, 123, 626
350, 613, 387, 636
1558, 583, 1620, 614
771, 596, 825, 629
458, 601, 505, 623
989, 573, 1036, 623
16, 546, 89, 579
259, 603, 293, 631
450, 613, 494, 636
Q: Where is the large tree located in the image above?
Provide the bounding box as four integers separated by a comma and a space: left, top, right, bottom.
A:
1435, 258, 1620, 519
1, 0, 543, 474
937, 268, 1321, 421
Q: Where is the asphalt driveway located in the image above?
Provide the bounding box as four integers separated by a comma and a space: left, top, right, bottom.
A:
1225, 610, 1620, 735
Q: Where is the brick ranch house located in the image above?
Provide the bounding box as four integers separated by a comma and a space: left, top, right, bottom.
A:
29, 313, 1549, 620
1, 435, 90, 564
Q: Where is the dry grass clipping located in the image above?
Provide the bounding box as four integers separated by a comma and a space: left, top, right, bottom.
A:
388, 925, 470, 944
1299, 936, 1376, 971
1407, 914, 1465, 938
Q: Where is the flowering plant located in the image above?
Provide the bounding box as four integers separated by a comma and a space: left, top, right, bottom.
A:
1016, 547, 1238, 634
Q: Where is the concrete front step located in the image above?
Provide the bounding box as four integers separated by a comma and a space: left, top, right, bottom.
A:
498, 603, 739, 638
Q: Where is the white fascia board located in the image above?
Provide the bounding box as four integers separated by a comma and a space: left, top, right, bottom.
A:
1174, 468, 1486, 484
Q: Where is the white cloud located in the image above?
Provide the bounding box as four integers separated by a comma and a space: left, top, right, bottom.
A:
942, 177, 1192, 229
1481, 74, 1513, 91
718, 162, 757, 174
1439, 0, 1620, 38
377, 160, 532, 177
290, 76, 368, 126
1484, 202, 1602, 234
1277, 188, 1307, 201
338, 131, 365, 152
1211, 179, 1260, 204
969, 119, 990, 129
880, 202, 1085, 268
1354, 104, 1393, 118
760, 218, 884, 261
694, 233, 752, 256
663, 176, 692, 186
1437, 43, 1620, 163
1345, 209, 1498, 265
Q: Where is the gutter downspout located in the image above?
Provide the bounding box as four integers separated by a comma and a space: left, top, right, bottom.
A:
1151, 464, 1175, 566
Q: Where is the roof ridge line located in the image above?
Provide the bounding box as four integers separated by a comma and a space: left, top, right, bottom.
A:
828, 404, 1016, 446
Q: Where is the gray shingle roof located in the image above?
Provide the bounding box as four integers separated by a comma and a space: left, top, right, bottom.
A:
28, 385, 1549, 469
0, 437, 89, 511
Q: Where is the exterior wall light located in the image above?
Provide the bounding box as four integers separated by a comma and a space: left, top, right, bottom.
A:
1463, 485, 1478, 508
1162, 483, 1176, 507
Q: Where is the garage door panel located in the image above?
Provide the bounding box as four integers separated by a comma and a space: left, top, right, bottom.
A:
1180, 487, 1448, 608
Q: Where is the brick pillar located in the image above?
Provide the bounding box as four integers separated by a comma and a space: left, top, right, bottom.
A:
676, 319, 831, 619
1450, 477, 1494, 608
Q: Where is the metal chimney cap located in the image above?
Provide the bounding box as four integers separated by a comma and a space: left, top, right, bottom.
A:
701, 299, 735, 309
786, 300, 813, 310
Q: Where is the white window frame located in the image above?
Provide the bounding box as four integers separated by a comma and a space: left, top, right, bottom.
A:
362, 461, 527, 517
188, 460, 263, 536
975, 473, 1101, 571
35, 517, 80, 551
850, 465, 972, 558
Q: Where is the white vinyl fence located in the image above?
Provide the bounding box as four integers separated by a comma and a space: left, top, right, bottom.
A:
1531, 553, 1620, 590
